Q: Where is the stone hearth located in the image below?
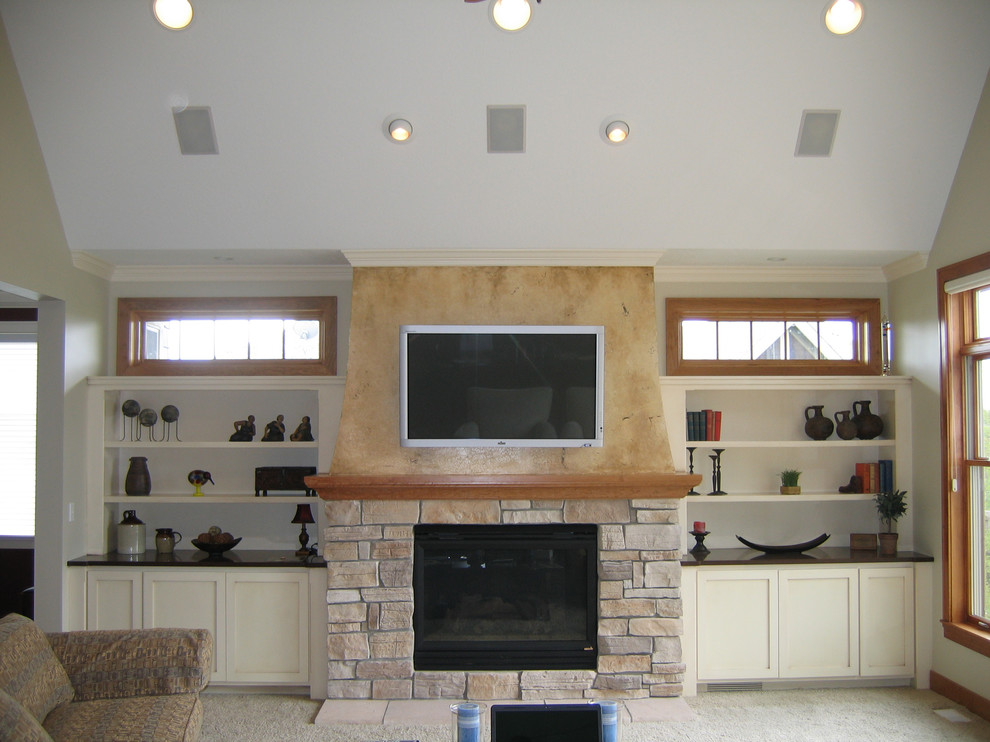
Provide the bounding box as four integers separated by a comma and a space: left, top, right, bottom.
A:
322, 497, 684, 701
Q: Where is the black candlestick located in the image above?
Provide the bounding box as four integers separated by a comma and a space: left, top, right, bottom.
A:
690, 530, 710, 555
708, 448, 726, 495
686, 447, 700, 495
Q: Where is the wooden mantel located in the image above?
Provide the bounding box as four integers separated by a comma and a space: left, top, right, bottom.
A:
307, 473, 701, 501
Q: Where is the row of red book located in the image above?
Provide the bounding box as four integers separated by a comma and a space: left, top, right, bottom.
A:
687, 409, 722, 441
852, 460, 894, 494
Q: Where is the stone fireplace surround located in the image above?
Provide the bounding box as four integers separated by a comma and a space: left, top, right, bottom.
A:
321, 495, 685, 701
308, 264, 699, 700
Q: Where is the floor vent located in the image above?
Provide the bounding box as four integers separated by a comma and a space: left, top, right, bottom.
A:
706, 682, 764, 692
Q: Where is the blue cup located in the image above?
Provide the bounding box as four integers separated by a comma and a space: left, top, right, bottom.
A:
451, 702, 482, 742
599, 700, 619, 742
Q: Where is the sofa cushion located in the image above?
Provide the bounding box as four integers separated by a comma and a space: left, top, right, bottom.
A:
42, 693, 202, 742
0, 688, 54, 742
0, 614, 74, 722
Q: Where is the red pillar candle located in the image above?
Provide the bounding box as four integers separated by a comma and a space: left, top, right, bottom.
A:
693, 521, 706, 532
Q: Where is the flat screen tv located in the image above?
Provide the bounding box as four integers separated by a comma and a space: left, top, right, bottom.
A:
400, 325, 604, 448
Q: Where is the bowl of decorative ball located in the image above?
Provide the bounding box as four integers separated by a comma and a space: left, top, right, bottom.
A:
192, 525, 241, 558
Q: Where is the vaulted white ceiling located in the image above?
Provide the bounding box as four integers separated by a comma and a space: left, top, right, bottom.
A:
2, 0, 989, 273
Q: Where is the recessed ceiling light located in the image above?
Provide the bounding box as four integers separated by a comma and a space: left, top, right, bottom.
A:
823, 0, 864, 35
153, 0, 193, 30
605, 121, 629, 144
492, 0, 532, 31
386, 118, 413, 143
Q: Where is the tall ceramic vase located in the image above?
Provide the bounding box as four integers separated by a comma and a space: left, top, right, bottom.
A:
125, 456, 151, 496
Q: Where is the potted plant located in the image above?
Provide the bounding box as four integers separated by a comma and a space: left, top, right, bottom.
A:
874, 489, 908, 556
779, 469, 801, 495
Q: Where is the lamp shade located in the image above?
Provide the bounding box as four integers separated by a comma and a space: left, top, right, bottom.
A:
291, 504, 315, 524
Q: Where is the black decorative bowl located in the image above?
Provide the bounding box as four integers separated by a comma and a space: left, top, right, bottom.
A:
191, 537, 242, 557
736, 532, 830, 554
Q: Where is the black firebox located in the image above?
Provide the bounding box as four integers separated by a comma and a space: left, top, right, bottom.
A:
413, 523, 598, 671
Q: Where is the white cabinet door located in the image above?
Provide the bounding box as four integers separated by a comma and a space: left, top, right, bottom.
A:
86, 570, 141, 630
859, 567, 914, 677
697, 569, 778, 680
779, 568, 859, 678
143, 570, 226, 680
225, 571, 309, 683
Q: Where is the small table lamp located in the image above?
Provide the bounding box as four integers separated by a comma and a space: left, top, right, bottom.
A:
291, 504, 315, 556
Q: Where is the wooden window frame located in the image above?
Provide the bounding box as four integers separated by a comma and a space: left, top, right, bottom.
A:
116, 296, 337, 376
665, 298, 882, 376
939, 252, 990, 659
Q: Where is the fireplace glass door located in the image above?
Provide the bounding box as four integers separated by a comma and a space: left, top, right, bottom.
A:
413, 523, 598, 671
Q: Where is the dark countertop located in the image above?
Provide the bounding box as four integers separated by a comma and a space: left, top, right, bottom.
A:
681, 547, 934, 566
68, 550, 326, 568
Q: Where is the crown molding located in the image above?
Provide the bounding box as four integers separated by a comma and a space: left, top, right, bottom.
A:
342, 249, 666, 267
72, 253, 353, 282
653, 264, 889, 284
882, 252, 929, 282
71, 251, 115, 281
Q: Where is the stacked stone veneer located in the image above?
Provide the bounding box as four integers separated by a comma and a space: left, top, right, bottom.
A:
322, 497, 684, 701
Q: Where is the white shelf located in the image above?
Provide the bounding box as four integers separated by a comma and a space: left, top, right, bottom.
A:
685, 439, 895, 449
687, 493, 875, 503
661, 375, 913, 552
86, 375, 346, 554
105, 495, 319, 504
104, 441, 319, 450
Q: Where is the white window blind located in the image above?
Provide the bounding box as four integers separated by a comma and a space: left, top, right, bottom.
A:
0, 338, 37, 537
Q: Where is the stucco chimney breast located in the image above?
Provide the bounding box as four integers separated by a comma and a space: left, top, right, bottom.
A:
327, 265, 676, 477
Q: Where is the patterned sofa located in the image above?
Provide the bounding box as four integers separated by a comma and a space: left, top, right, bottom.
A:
0, 613, 212, 742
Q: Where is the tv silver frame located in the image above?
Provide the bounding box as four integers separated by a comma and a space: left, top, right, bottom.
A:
399, 324, 605, 448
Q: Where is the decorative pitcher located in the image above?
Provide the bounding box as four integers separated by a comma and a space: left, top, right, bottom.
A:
834, 410, 857, 440
852, 400, 884, 440
155, 528, 183, 555
804, 405, 834, 440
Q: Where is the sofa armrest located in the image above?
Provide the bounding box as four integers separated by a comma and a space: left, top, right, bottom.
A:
46, 628, 212, 702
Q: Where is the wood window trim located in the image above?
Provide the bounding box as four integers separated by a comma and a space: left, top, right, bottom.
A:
116, 296, 337, 376
665, 298, 882, 376
939, 251, 990, 660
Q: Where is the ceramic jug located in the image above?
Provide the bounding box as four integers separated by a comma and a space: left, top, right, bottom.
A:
804, 405, 834, 440
155, 528, 182, 555
852, 400, 884, 440
834, 410, 857, 440
117, 510, 145, 554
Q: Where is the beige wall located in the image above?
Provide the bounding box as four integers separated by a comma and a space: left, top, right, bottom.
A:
889, 69, 990, 698
0, 17, 108, 630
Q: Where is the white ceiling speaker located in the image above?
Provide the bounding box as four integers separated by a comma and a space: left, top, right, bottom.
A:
795, 110, 840, 157
153, 0, 193, 30
823, 0, 864, 35
173, 106, 218, 155
488, 105, 526, 153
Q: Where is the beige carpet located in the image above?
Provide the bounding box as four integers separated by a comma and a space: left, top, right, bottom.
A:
201, 687, 990, 741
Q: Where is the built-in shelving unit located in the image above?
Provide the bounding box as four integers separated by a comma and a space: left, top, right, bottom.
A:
660, 375, 913, 552
85, 376, 346, 554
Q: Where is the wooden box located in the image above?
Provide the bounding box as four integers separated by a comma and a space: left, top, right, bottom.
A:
849, 533, 878, 551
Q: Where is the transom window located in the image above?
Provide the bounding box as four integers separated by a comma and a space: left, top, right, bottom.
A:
117, 297, 336, 376
665, 298, 882, 376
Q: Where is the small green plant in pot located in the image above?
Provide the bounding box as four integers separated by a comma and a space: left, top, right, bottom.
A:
780, 469, 801, 495
874, 489, 908, 556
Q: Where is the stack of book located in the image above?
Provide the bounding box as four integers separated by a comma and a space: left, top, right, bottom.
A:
853, 459, 894, 493
686, 409, 722, 441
